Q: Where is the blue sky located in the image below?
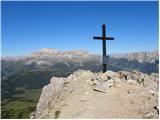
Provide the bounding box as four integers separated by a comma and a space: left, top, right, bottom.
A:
2, 1, 158, 56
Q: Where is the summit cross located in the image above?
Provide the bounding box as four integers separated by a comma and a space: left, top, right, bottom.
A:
93, 24, 114, 73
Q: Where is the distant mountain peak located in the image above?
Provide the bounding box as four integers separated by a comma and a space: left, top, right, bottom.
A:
31, 48, 60, 56
111, 50, 159, 63
31, 48, 93, 57
38, 48, 59, 52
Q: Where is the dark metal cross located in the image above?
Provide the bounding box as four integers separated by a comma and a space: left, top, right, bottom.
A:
93, 24, 114, 73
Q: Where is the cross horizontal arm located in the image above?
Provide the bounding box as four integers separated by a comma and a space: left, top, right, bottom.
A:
93, 36, 114, 40
93, 37, 103, 40
106, 37, 114, 40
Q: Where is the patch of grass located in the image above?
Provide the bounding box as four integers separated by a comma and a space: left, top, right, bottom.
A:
137, 78, 144, 84
3, 100, 35, 110
54, 110, 61, 119
14, 89, 42, 101
1, 89, 41, 119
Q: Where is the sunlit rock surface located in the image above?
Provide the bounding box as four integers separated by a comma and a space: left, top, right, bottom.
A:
33, 70, 158, 119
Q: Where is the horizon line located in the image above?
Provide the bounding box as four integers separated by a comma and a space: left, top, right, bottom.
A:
1, 48, 158, 58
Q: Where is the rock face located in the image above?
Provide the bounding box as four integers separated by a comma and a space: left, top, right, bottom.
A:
111, 50, 159, 63
33, 70, 159, 119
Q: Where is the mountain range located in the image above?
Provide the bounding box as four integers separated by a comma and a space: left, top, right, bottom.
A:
2, 48, 159, 78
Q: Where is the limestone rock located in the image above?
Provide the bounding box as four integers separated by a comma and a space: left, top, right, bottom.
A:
143, 111, 156, 119
36, 77, 64, 117
98, 73, 108, 81
93, 79, 99, 85
94, 82, 112, 93
33, 70, 159, 119
105, 70, 117, 78
29, 112, 36, 119
126, 79, 137, 85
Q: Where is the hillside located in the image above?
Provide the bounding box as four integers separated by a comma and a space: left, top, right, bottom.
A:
33, 70, 159, 119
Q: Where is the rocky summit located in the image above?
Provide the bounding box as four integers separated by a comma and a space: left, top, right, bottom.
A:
31, 70, 159, 119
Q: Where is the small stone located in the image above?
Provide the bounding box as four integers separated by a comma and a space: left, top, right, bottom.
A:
30, 112, 36, 119
105, 70, 117, 78
127, 79, 137, 85
99, 73, 108, 81
93, 79, 99, 85
94, 82, 112, 93
143, 112, 155, 119
108, 79, 114, 83
148, 90, 156, 96
85, 79, 94, 85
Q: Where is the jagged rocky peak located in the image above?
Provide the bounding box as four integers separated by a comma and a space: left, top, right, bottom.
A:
111, 50, 159, 63
31, 48, 92, 57
31, 48, 61, 56
31, 70, 159, 119
23, 48, 100, 67
64, 50, 91, 56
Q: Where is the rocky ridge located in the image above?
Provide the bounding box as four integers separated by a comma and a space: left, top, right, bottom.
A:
111, 50, 159, 63
32, 70, 159, 119
26, 48, 100, 66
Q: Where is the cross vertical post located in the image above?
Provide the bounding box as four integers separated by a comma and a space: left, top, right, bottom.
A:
102, 25, 107, 72
93, 24, 114, 73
